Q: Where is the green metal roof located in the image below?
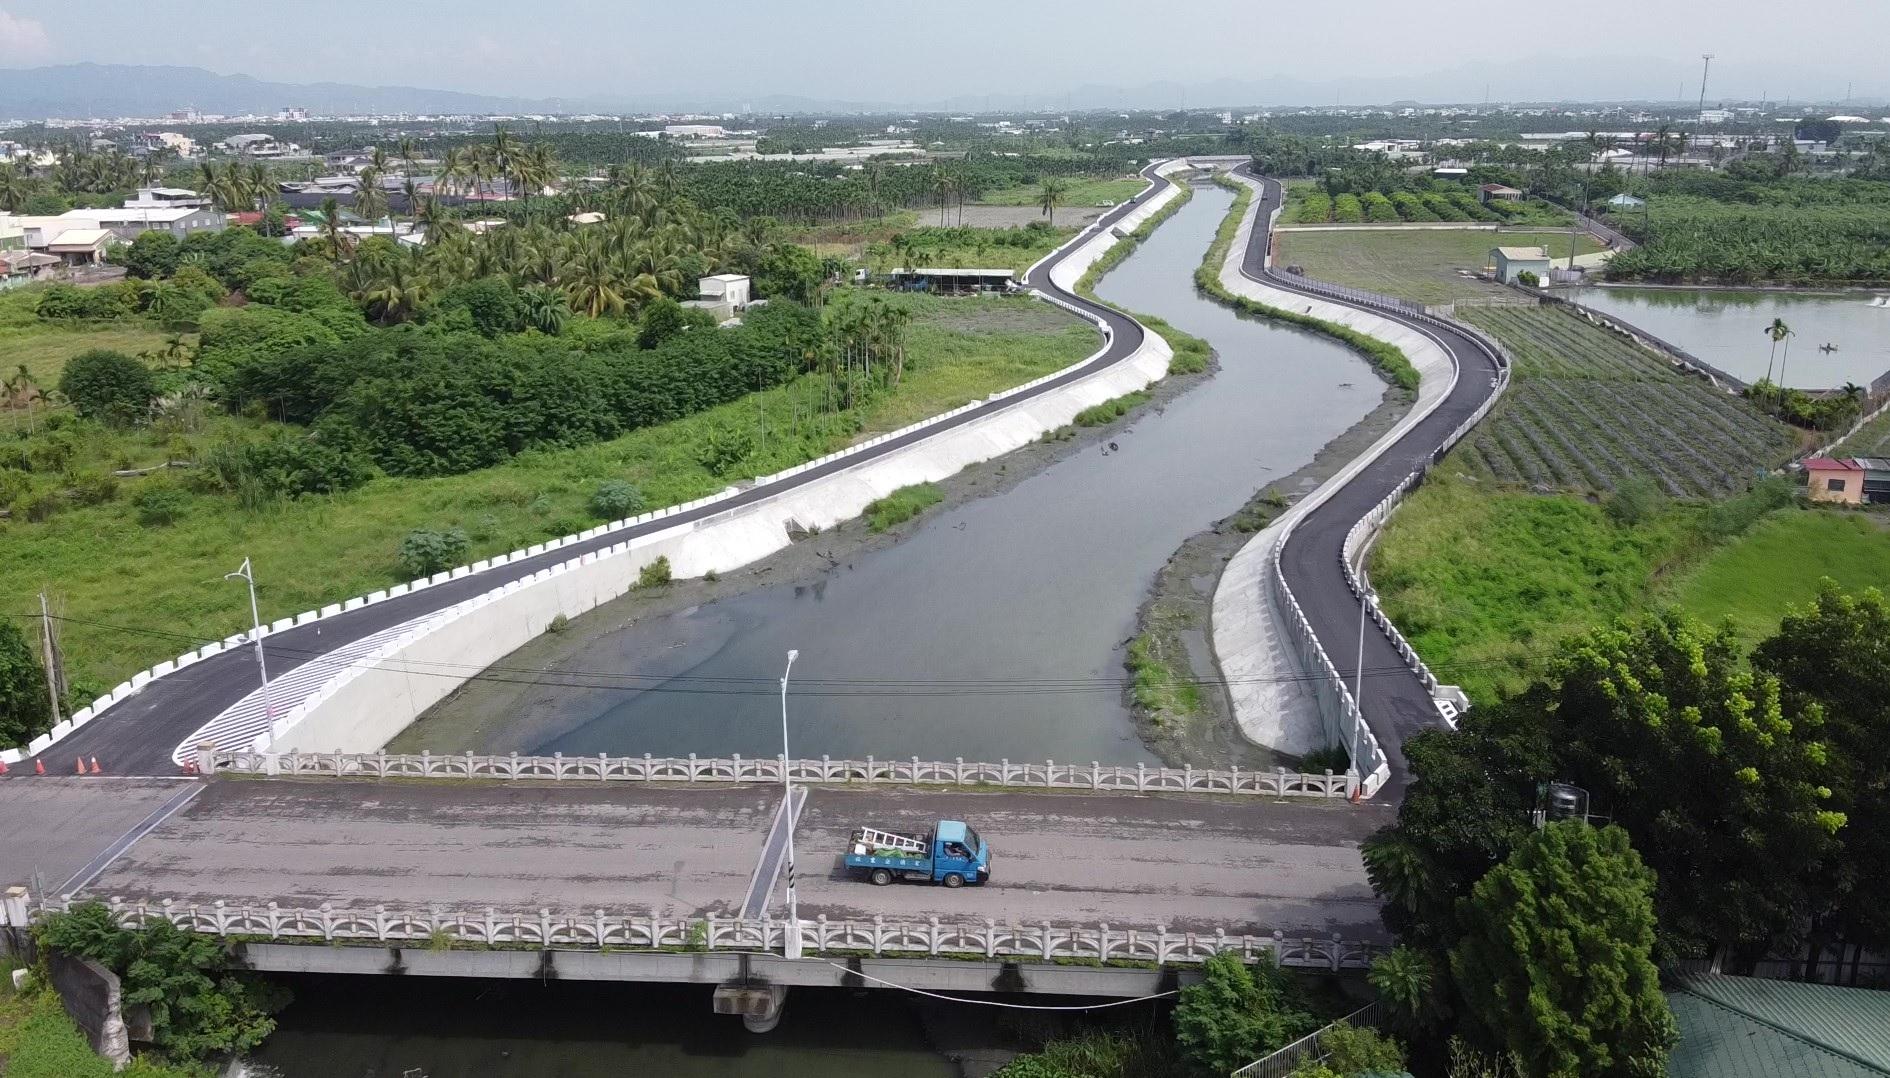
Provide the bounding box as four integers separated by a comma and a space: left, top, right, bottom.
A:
1668, 974, 1890, 1078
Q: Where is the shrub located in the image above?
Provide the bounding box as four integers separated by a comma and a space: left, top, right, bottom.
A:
1605, 476, 1663, 526
59, 350, 157, 426
864, 482, 943, 532
1331, 193, 1365, 223
132, 484, 190, 526
1073, 390, 1148, 427
696, 423, 755, 477
397, 527, 471, 578
637, 555, 673, 588
1174, 953, 1320, 1073
591, 479, 646, 520
66, 470, 119, 506
547, 613, 570, 634
1516, 270, 1540, 287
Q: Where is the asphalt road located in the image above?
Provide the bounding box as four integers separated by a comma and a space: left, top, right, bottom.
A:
14, 163, 1174, 778
0, 777, 198, 893
80, 780, 1387, 939
1232, 165, 1504, 799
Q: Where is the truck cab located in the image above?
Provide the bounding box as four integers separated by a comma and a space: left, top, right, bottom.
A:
844, 819, 992, 888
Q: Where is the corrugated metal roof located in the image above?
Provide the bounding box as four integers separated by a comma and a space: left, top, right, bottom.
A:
1668, 975, 1890, 1078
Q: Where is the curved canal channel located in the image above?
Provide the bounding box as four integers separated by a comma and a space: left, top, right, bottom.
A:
398, 183, 1381, 766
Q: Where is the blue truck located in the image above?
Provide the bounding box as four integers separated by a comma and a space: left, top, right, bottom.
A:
844, 821, 992, 888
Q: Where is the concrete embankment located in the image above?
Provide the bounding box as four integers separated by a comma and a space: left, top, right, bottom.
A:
1206, 170, 1461, 766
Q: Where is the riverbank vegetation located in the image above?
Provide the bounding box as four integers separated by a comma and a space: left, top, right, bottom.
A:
863, 482, 944, 532
1456, 305, 1800, 497
1194, 179, 1419, 392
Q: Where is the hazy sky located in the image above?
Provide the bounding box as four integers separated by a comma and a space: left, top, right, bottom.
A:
2, 0, 1885, 104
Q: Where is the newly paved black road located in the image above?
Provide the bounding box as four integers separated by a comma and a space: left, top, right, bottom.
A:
13, 163, 1177, 777
1233, 165, 1504, 800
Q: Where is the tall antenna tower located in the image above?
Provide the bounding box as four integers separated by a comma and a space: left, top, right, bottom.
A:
1698, 54, 1714, 113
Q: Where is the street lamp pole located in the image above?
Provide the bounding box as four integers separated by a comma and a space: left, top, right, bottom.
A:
1352, 587, 1375, 779
780, 649, 801, 960
225, 557, 274, 726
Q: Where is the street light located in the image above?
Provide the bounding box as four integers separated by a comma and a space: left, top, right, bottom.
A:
1352, 586, 1377, 780
779, 649, 800, 959
224, 557, 274, 726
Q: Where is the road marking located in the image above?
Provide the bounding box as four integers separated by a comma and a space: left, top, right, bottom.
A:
59, 781, 205, 896
740, 786, 806, 920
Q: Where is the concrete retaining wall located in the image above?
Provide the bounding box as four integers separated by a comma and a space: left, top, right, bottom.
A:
262, 177, 1181, 756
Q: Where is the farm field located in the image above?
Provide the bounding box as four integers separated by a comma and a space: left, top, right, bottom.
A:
1836, 406, 1890, 457
1274, 229, 1602, 305
1603, 194, 1890, 284
1457, 305, 1801, 496
1285, 185, 1569, 227
0, 294, 1096, 697
0, 289, 189, 388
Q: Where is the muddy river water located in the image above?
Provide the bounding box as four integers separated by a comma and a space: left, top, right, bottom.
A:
418, 184, 1378, 767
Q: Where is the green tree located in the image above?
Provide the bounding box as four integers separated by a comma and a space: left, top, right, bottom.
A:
1546, 611, 1842, 956
0, 617, 51, 749
121, 230, 182, 279
754, 242, 822, 303
1450, 822, 1675, 1078
58, 349, 157, 426
1039, 176, 1068, 226
1173, 952, 1320, 1074
1755, 581, 1890, 953
397, 527, 471, 578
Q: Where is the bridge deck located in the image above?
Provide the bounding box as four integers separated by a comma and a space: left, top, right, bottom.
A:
68, 779, 1385, 940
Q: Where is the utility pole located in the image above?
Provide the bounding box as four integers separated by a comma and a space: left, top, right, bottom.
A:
1699, 54, 1714, 115
779, 649, 800, 960
38, 592, 62, 726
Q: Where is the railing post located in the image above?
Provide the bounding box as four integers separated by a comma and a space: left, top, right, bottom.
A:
195, 742, 218, 775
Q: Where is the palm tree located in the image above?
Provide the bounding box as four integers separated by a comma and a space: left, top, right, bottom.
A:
1762, 317, 1791, 388
1038, 176, 1068, 226
436, 147, 468, 202
397, 137, 419, 181
316, 196, 353, 265
1773, 318, 1797, 407
353, 168, 389, 227
358, 257, 431, 324
519, 283, 569, 335
930, 165, 951, 226
562, 231, 625, 317
0, 163, 34, 212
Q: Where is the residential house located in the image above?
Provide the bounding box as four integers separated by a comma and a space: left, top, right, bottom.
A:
1805, 457, 1890, 505
0, 250, 62, 288
44, 228, 114, 265
59, 205, 225, 243
697, 273, 752, 308
1665, 973, 1890, 1078
124, 186, 212, 209
130, 132, 198, 158
222, 133, 299, 158
1491, 246, 1552, 286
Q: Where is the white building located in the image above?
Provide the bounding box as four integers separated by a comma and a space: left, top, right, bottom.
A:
697, 273, 751, 308
663, 124, 729, 139
221, 133, 301, 157
125, 186, 211, 209
132, 131, 198, 158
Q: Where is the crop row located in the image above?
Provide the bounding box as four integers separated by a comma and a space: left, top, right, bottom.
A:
1463, 307, 1665, 382
1290, 186, 1504, 225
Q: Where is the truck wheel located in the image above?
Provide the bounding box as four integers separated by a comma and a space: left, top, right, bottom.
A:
870, 868, 893, 886
943, 873, 965, 888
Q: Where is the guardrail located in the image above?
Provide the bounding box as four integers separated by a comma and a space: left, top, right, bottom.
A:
32, 893, 1381, 971
1231, 1001, 1385, 1078
3, 166, 1183, 770
201, 749, 1360, 799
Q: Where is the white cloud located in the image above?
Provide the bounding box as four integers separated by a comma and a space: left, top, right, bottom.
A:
0, 7, 51, 63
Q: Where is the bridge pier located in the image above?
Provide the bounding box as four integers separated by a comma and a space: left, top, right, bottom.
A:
714, 983, 788, 1033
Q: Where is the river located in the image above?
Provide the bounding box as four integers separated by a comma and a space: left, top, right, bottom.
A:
455, 183, 1378, 766
1565, 285, 1890, 390
247, 977, 961, 1078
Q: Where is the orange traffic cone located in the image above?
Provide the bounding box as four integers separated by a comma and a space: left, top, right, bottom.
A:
0, 758, 8, 774
90, 757, 102, 775
76, 756, 87, 775
35, 758, 46, 775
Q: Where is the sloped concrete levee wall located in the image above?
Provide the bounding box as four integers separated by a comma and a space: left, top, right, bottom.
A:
261, 174, 1186, 756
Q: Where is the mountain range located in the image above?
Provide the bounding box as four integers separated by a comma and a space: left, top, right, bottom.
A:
0, 61, 1880, 121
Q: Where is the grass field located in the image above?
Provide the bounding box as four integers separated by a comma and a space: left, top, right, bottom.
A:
1371, 467, 1885, 702
0, 294, 1097, 698
0, 289, 187, 389
976, 176, 1147, 208
1670, 510, 1890, 651
1274, 229, 1603, 305
1457, 305, 1800, 497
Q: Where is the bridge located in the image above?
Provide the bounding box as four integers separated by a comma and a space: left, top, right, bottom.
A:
0, 158, 1509, 1032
